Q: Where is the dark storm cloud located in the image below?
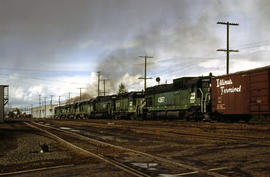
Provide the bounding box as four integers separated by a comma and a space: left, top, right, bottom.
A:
1, 0, 270, 107
0, 0, 191, 70
96, 0, 224, 88
0, 0, 104, 70
97, 0, 270, 87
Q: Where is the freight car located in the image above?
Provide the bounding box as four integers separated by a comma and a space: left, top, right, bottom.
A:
211, 65, 270, 122
144, 75, 212, 120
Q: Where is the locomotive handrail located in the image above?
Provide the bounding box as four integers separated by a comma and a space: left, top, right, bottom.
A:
204, 93, 209, 113
198, 88, 204, 113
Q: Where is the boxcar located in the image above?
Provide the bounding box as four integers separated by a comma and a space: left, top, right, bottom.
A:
211, 65, 270, 121
114, 91, 144, 119
144, 75, 211, 120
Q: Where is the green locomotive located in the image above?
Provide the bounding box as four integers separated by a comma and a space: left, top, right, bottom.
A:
114, 91, 145, 119
74, 99, 95, 119
144, 76, 211, 120
54, 75, 211, 121
93, 95, 116, 118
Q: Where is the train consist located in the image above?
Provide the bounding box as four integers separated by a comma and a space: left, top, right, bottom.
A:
55, 65, 270, 122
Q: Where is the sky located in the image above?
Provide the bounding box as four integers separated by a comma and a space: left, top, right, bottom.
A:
1, 0, 270, 108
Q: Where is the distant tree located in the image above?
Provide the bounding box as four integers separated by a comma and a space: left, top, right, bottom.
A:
118, 83, 127, 94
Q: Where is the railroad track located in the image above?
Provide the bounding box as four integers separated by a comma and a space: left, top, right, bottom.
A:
25, 121, 149, 177
25, 121, 227, 177
72, 120, 270, 144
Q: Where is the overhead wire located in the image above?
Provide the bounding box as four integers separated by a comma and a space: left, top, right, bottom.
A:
5, 39, 270, 108
0, 73, 88, 85
151, 39, 270, 79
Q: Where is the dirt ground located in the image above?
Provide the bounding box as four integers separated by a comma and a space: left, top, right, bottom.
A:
1, 119, 270, 176
0, 120, 131, 177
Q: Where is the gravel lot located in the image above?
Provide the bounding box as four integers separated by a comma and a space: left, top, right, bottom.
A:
0, 133, 69, 165
1, 119, 270, 176
0, 120, 135, 177
0, 121, 92, 174
44, 119, 270, 176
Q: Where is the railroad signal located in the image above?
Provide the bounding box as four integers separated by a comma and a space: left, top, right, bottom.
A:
156, 77, 160, 85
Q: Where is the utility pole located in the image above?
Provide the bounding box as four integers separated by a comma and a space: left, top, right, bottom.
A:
44, 97, 47, 118
97, 71, 101, 97
68, 92, 71, 105
0, 85, 8, 123
217, 21, 239, 75
50, 95, 53, 109
138, 56, 153, 91
39, 94, 41, 118
101, 79, 108, 96
30, 104, 33, 116
77, 88, 85, 101
58, 96, 61, 106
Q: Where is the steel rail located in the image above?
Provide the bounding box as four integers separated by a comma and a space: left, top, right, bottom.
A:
31, 121, 226, 177
24, 122, 150, 177
81, 121, 270, 144
0, 164, 74, 176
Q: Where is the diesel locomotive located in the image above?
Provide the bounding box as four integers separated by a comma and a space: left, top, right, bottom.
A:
55, 74, 212, 121
54, 65, 270, 122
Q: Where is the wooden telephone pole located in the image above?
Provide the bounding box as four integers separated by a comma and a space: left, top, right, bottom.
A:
77, 88, 86, 101
97, 71, 101, 96
101, 79, 109, 96
217, 21, 239, 75
138, 56, 153, 91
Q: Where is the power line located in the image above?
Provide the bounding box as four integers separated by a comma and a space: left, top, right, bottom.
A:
231, 39, 270, 49
0, 73, 86, 85
0, 66, 91, 74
